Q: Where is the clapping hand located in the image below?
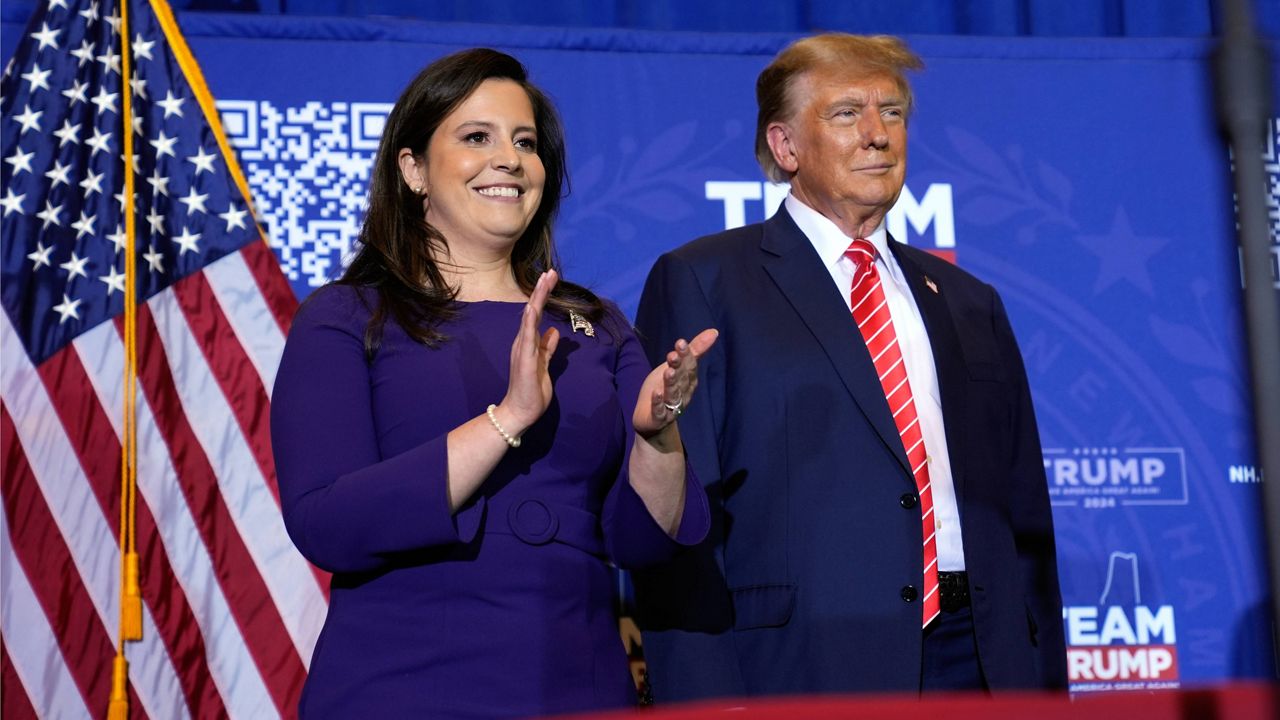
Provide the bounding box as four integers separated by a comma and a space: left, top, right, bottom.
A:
498, 270, 561, 436
633, 328, 719, 438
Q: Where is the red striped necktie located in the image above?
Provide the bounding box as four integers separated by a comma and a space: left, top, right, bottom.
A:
845, 238, 941, 629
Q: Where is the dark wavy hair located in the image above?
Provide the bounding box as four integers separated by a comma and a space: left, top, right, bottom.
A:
339, 48, 607, 356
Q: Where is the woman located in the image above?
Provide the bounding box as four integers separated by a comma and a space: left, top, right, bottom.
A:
270, 48, 716, 718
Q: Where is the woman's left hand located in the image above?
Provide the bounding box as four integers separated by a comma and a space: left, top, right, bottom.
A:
633, 328, 719, 439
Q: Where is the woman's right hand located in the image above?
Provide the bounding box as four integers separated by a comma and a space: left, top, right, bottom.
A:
494, 270, 561, 438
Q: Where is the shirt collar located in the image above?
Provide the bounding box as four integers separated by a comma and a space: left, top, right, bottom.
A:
785, 193, 891, 268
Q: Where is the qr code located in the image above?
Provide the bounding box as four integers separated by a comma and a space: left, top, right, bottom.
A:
217, 99, 391, 287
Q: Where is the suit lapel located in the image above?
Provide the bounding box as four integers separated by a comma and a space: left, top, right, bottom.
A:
759, 209, 911, 478
890, 242, 969, 502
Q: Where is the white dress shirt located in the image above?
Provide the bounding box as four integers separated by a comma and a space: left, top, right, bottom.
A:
785, 194, 966, 571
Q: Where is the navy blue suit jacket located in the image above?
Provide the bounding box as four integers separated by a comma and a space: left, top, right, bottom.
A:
633, 206, 1067, 698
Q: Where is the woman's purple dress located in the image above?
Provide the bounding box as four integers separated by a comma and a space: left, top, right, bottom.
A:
271, 286, 709, 718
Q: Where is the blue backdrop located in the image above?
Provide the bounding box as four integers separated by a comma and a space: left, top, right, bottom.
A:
5, 8, 1278, 693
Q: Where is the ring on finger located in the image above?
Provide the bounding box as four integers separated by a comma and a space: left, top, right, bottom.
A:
663, 397, 684, 417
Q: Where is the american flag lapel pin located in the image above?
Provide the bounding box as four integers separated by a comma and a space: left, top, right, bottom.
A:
924, 276, 939, 294
569, 310, 595, 337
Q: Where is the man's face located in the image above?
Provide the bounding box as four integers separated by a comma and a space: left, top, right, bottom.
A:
776, 65, 908, 228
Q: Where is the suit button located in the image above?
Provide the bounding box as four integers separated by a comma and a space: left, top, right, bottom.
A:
901, 585, 918, 602
900, 493, 918, 509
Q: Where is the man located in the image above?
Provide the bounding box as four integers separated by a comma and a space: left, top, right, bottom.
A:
633, 33, 1066, 698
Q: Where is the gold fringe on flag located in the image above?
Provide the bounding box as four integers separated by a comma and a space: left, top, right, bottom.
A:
108, 655, 130, 720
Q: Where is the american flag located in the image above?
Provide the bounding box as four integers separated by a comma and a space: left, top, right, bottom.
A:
1, 1, 326, 717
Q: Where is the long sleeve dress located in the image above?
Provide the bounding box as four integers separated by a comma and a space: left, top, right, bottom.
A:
270, 285, 710, 719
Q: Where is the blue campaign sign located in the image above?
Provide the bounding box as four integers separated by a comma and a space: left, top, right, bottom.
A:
4, 10, 1277, 692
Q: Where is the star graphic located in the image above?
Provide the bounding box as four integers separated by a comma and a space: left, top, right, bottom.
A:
60, 251, 90, 280
45, 160, 72, 188
13, 104, 42, 134
20, 63, 51, 92
150, 130, 177, 158
146, 168, 170, 196
132, 34, 155, 61
157, 90, 184, 118
62, 77, 88, 104
26, 241, 52, 268
95, 50, 121, 76
129, 74, 147, 100
80, 169, 104, 197
86, 127, 111, 156
78, 0, 98, 22
114, 190, 137, 214
52, 294, 82, 324
36, 200, 63, 229
146, 208, 165, 235
1, 188, 25, 216
1074, 207, 1170, 297
71, 210, 96, 239
174, 226, 201, 255
5, 147, 34, 175
188, 146, 217, 175
178, 187, 209, 215
107, 225, 127, 253
143, 244, 165, 273
91, 86, 118, 115
219, 206, 249, 232
30, 22, 60, 51
53, 119, 81, 146
70, 39, 95, 67
99, 265, 126, 295
105, 10, 123, 35
51, 0, 70, 10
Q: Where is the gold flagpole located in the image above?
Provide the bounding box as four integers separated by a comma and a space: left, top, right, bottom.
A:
110, 0, 142, 716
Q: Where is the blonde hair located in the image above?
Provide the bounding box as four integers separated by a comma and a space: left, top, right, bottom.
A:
755, 34, 924, 182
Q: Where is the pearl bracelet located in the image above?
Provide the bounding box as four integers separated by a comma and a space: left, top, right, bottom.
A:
486, 404, 521, 448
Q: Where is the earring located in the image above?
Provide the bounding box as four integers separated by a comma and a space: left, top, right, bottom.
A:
411, 184, 424, 195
